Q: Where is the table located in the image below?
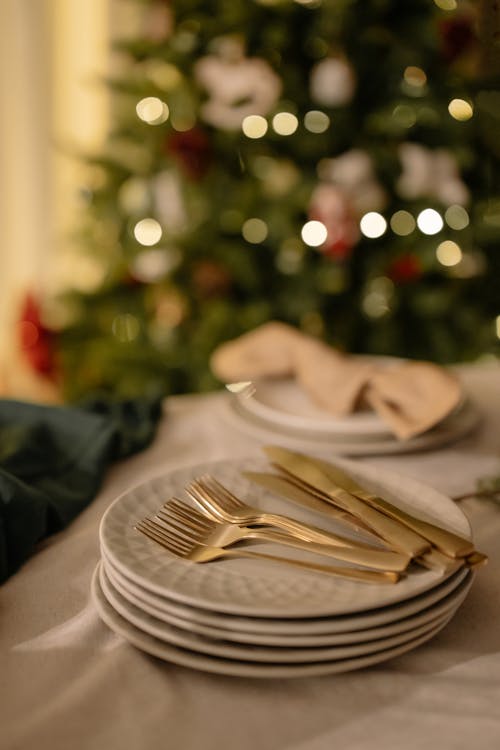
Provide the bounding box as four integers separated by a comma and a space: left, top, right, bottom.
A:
2, 363, 500, 750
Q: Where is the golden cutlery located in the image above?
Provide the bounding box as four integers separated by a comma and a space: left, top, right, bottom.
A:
174, 493, 409, 572
186, 474, 410, 564
244, 470, 462, 575
264, 446, 475, 559
263, 446, 430, 558
134, 516, 400, 584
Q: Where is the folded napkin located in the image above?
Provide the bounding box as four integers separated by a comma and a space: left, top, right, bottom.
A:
0, 394, 162, 583
210, 322, 463, 440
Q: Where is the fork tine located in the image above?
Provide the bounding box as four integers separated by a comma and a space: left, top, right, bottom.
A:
199, 475, 243, 509
141, 518, 192, 554
168, 499, 216, 530
135, 521, 188, 557
155, 512, 207, 544
186, 483, 229, 522
159, 502, 214, 533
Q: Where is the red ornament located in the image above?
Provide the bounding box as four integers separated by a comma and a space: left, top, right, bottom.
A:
17, 293, 58, 378
166, 127, 212, 180
439, 14, 476, 64
308, 183, 359, 260
387, 254, 423, 284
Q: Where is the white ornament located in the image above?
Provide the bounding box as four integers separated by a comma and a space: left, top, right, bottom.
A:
397, 143, 470, 206
310, 57, 356, 107
195, 50, 281, 130
318, 149, 387, 215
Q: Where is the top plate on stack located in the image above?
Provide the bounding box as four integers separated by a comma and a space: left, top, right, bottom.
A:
92, 455, 475, 678
224, 377, 479, 455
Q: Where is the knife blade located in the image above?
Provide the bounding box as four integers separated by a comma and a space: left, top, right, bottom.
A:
243, 471, 383, 545
265, 447, 474, 559
263, 446, 431, 558
245, 469, 463, 574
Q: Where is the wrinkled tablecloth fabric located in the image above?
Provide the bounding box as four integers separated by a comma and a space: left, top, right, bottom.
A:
1, 363, 500, 750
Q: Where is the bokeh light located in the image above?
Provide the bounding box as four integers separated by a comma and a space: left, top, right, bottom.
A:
242, 115, 268, 138
436, 240, 462, 267
136, 97, 169, 125
444, 204, 469, 230
360, 212, 387, 239
301, 220, 328, 247
133, 218, 163, 246
304, 110, 330, 133
272, 112, 299, 135
417, 208, 443, 235
390, 210, 416, 236
403, 66, 427, 88
434, 0, 457, 10
448, 99, 473, 121
242, 218, 268, 243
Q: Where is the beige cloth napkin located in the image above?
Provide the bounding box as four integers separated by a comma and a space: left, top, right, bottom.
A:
210, 322, 463, 440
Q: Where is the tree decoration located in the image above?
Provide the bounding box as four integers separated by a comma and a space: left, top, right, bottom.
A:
310, 55, 356, 107
195, 39, 282, 130
18, 293, 58, 379
397, 143, 470, 206
308, 183, 359, 260
50, 0, 498, 400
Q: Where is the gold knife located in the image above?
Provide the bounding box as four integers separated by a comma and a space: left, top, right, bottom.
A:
244, 470, 462, 574
263, 446, 431, 558
265, 447, 475, 559
243, 471, 384, 545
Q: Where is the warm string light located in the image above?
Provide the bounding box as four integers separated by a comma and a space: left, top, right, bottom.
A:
448, 99, 473, 121
304, 110, 330, 133
136, 97, 169, 125
242, 218, 268, 243
390, 211, 416, 236
496, 316, 500, 339
436, 240, 462, 267
301, 220, 328, 247
417, 209, 443, 235
360, 212, 387, 239
242, 115, 268, 138
133, 218, 162, 246
272, 112, 298, 136
445, 205, 469, 230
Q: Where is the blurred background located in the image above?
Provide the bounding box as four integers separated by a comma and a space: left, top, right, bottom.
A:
0, 0, 499, 403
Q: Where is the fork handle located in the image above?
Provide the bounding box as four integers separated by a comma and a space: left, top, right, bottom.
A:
256, 511, 374, 550
246, 528, 410, 572
223, 548, 399, 584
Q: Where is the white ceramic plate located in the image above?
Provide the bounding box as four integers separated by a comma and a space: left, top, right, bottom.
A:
102, 555, 472, 647
224, 397, 480, 456
235, 377, 392, 437
99, 562, 468, 662
100, 454, 471, 618
91, 566, 456, 679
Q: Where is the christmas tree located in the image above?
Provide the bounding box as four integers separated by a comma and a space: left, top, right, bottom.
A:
49, 0, 500, 400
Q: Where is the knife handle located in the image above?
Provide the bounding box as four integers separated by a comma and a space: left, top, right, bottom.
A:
247, 529, 410, 572
325, 488, 431, 558
355, 492, 474, 559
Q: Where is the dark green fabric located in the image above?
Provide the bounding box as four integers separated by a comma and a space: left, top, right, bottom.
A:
0, 395, 162, 583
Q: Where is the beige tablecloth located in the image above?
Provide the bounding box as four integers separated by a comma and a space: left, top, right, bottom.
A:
2, 363, 500, 750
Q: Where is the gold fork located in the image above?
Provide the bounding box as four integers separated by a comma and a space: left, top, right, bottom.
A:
134, 515, 400, 584
160, 499, 410, 572
186, 475, 392, 551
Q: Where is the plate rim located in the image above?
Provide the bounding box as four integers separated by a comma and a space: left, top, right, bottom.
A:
99, 454, 472, 618
99, 562, 470, 660
91, 564, 455, 679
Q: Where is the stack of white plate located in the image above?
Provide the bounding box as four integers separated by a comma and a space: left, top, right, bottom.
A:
92, 456, 475, 678
223, 377, 480, 455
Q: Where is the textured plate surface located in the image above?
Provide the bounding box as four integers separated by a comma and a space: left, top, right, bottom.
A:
91, 565, 456, 679
102, 555, 472, 647
99, 563, 464, 663
100, 454, 471, 618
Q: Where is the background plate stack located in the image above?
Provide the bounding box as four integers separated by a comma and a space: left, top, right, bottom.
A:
224, 376, 480, 455
93, 456, 475, 678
